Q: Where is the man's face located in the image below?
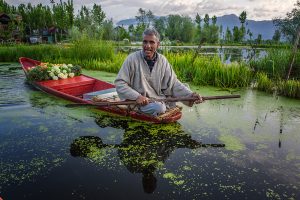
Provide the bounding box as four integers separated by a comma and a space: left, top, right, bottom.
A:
142, 34, 160, 60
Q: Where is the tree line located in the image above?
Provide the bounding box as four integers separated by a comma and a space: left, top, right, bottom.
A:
0, 0, 299, 45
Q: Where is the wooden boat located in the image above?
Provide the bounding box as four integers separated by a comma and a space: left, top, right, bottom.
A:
19, 57, 182, 123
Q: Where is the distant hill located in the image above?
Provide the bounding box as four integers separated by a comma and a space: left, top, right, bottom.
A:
117, 14, 276, 40
216, 14, 276, 40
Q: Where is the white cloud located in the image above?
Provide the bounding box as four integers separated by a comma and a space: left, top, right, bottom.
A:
6, 0, 298, 22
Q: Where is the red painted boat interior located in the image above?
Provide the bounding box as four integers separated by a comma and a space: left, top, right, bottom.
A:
20, 57, 41, 70
39, 76, 115, 97
19, 57, 115, 98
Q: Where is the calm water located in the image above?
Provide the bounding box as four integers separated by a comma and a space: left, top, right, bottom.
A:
0, 64, 300, 200
118, 46, 266, 63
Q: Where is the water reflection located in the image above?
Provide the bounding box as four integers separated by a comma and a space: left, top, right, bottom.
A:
1, 64, 300, 199
70, 115, 224, 194
117, 46, 266, 63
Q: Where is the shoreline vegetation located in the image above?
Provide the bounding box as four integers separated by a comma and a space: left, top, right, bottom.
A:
0, 40, 299, 99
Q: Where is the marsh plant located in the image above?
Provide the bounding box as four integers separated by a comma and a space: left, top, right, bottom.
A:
255, 72, 300, 98
251, 48, 300, 79
167, 52, 252, 88
0, 39, 115, 63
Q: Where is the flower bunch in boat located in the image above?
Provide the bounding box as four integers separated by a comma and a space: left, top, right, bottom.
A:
27, 63, 82, 81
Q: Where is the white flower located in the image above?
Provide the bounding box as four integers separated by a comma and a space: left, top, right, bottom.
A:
62, 70, 67, 74
53, 65, 60, 70
58, 73, 64, 78
67, 64, 73, 67
52, 76, 58, 80
69, 73, 75, 78
49, 72, 54, 77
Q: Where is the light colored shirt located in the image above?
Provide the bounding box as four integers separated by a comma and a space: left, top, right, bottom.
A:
114, 50, 193, 102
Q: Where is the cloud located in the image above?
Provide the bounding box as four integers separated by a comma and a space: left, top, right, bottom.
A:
6, 0, 298, 22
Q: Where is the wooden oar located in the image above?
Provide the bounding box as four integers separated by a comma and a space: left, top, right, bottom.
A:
65, 94, 240, 108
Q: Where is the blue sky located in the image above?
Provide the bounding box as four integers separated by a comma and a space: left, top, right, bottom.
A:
7, 0, 297, 22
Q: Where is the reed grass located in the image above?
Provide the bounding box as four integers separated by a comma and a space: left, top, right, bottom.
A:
250, 48, 292, 79
166, 52, 252, 88
255, 72, 275, 93
69, 39, 114, 61
255, 72, 300, 98
0, 44, 62, 62
0, 39, 115, 63
278, 79, 300, 98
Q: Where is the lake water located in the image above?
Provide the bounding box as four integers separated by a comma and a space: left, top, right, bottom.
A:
0, 63, 300, 200
118, 46, 267, 64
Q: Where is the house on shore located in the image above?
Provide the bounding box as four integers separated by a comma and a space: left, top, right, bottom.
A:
0, 13, 22, 43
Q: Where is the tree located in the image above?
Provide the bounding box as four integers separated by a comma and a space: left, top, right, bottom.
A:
0, 0, 11, 13
154, 17, 166, 40
194, 13, 202, 43
274, 0, 300, 43
64, 0, 74, 28
52, 0, 68, 40
128, 24, 135, 41
74, 6, 91, 32
146, 10, 155, 26
247, 29, 253, 41
180, 16, 194, 43
225, 27, 232, 43
238, 11, 247, 41
210, 15, 219, 44
102, 19, 114, 40
272, 29, 281, 43
232, 26, 240, 42
202, 14, 210, 43
92, 3, 105, 27
274, 0, 300, 79
255, 34, 262, 44
134, 23, 146, 41
239, 11, 247, 25
135, 8, 147, 27
203, 14, 209, 26
166, 15, 182, 41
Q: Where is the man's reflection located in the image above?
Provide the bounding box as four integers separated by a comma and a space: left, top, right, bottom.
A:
70, 114, 222, 193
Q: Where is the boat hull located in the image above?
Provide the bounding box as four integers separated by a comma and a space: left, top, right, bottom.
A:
19, 57, 182, 123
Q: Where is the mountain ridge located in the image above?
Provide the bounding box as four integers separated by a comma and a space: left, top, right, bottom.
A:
117, 14, 276, 40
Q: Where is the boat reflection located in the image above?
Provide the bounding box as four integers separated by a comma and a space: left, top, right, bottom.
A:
70, 114, 224, 193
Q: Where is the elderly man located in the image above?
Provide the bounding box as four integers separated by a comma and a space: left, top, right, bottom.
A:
114, 27, 203, 116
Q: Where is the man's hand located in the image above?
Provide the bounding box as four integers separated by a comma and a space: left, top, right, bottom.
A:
188, 92, 204, 107
136, 95, 150, 106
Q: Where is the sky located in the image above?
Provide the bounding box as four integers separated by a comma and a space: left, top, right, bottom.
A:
6, 0, 297, 22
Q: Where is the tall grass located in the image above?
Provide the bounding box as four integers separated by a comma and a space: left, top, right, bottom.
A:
0, 44, 62, 62
167, 52, 252, 88
0, 39, 115, 63
75, 53, 127, 73
250, 48, 293, 79
278, 79, 300, 98
255, 72, 275, 93
255, 72, 300, 98
69, 39, 114, 61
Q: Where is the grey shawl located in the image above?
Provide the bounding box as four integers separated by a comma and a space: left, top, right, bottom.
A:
114, 50, 193, 101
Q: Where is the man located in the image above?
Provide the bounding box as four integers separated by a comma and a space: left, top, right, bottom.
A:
114, 27, 203, 116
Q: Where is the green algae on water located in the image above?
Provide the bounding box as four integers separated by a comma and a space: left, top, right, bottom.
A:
218, 134, 245, 151
163, 172, 185, 185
